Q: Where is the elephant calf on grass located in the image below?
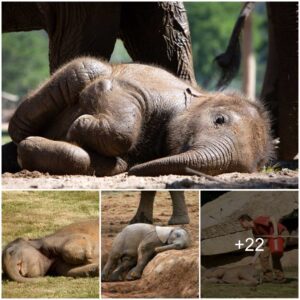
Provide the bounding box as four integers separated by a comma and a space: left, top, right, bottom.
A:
2, 219, 99, 282
202, 265, 259, 286
9, 57, 273, 177
101, 223, 191, 281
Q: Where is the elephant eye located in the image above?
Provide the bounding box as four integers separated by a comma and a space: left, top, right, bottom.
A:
214, 114, 226, 126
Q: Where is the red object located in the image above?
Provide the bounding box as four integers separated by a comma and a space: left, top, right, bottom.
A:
253, 216, 286, 255
268, 237, 285, 255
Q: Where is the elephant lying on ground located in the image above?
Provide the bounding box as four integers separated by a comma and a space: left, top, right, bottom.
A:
202, 264, 259, 286
2, 219, 99, 282
101, 223, 190, 281
9, 57, 273, 176
130, 191, 190, 225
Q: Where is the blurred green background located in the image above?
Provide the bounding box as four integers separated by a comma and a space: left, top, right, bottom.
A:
2, 3, 267, 97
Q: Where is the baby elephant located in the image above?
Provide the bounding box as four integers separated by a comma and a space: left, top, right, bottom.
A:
101, 223, 190, 281
2, 219, 99, 282
202, 264, 259, 286
9, 57, 273, 177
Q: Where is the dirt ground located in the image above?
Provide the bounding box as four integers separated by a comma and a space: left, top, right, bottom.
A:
101, 191, 199, 298
2, 169, 298, 189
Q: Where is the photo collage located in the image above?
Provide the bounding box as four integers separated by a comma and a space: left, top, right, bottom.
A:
1, 1, 298, 299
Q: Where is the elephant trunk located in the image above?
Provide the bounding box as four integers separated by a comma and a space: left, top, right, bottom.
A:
129, 137, 237, 176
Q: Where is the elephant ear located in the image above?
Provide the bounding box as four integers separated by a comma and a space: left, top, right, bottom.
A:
155, 226, 174, 244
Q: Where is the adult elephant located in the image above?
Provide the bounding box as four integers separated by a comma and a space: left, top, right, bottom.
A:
3, 2, 196, 173
261, 3, 298, 161
217, 2, 298, 161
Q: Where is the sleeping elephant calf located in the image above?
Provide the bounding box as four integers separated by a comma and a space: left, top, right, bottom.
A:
202, 265, 260, 286
9, 57, 273, 177
2, 219, 99, 282
101, 223, 190, 281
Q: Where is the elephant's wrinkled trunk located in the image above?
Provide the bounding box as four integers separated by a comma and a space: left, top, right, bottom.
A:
129, 136, 237, 176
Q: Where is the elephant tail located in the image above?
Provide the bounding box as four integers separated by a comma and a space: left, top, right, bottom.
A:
215, 2, 255, 90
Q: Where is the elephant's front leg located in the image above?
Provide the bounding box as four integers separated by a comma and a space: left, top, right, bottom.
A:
129, 191, 156, 224
101, 254, 119, 282
68, 90, 143, 158
126, 233, 159, 281
169, 191, 190, 225
108, 255, 137, 282
17, 136, 128, 176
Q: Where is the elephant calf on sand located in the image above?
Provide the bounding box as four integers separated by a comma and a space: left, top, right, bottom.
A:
202, 265, 259, 286
2, 219, 99, 282
9, 57, 273, 177
101, 223, 190, 281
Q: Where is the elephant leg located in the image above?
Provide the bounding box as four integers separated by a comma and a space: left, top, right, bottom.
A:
17, 136, 128, 176
101, 254, 119, 282
67, 89, 143, 158
168, 191, 190, 225
2, 142, 21, 173
202, 278, 223, 284
9, 58, 111, 144
126, 233, 158, 281
120, 3, 196, 85
109, 255, 137, 282
129, 191, 156, 224
60, 234, 96, 265
54, 260, 99, 278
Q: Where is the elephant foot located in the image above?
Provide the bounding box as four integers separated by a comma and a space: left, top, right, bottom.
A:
168, 214, 190, 225
108, 272, 123, 282
129, 212, 153, 224
101, 272, 110, 282
126, 269, 141, 281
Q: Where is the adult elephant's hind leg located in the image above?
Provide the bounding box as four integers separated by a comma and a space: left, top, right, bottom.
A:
17, 136, 127, 176
169, 191, 190, 225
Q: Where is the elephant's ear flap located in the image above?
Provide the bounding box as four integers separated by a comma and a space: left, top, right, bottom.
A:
155, 226, 174, 243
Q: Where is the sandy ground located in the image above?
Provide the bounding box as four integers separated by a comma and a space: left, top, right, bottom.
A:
2, 169, 298, 189
101, 191, 199, 298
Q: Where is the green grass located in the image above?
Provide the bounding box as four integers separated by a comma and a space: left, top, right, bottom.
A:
2, 191, 99, 298
202, 268, 298, 298
2, 131, 11, 144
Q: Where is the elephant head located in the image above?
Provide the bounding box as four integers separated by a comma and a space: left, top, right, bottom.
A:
155, 226, 191, 253
129, 91, 273, 176
2, 238, 54, 282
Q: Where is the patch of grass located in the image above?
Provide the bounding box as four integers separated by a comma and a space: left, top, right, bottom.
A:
2, 277, 99, 298
2, 191, 99, 298
2, 131, 11, 144
202, 268, 298, 298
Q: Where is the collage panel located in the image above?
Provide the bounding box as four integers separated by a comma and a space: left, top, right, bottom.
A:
101, 190, 199, 298
201, 191, 298, 298
2, 190, 99, 298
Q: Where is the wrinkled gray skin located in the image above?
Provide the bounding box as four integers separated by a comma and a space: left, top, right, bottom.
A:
202, 265, 259, 286
2, 2, 196, 174
2, 220, 99, 282
9, 57, 273, 177
101, 223, 191, 281
130, 191, 189, 225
